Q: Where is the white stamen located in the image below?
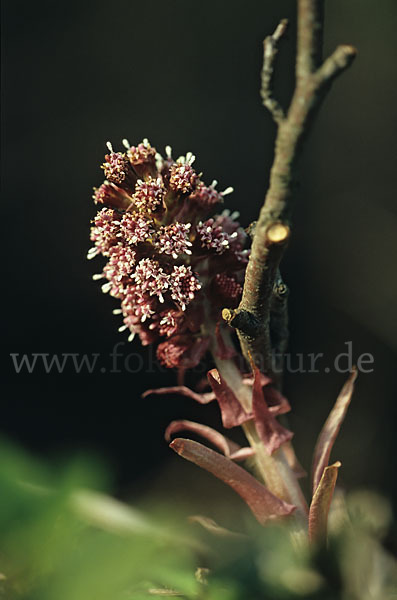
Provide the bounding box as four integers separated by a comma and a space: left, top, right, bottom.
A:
106, 141, 113, 153
142, 138, 149, 147
112, 309, 122, 315
221, 186, 234, 196
92, 273, 103, 280
128, 332, 135, 342
118, 325, 127, 332
186, 152, 196, 165
211, 179, 218, 188
122, 138, 130, 149
221, 239, 230, 245
101, 282, 111, 293
230, 232, 238, 238
87, 247, 98, 259
165, 145, 172, 158
231, 211, 240, 219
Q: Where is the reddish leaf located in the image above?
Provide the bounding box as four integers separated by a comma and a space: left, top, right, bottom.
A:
207, 369, 252, 428
264, 386, 291, 416
309, 462, 340, 543
242, 372, 272, 387
242, 373, 291, 416
170, 438, 296, 523
142, 385, 215, 404
312, 369, 357, 494
165, 420, 240, 457
252, 364, 293, 454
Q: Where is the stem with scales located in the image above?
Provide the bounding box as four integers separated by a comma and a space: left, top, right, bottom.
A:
212, 0, 356, 529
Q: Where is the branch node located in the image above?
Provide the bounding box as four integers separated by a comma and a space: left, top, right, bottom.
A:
222, 308, 262, 339
266, 222, 290, 244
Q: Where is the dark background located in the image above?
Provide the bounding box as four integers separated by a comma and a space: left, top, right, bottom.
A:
2, 0, 397, 507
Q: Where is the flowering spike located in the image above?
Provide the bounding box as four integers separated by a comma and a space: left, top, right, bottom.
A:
90, 138, 247, 366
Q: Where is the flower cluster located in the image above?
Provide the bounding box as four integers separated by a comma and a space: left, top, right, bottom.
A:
89, 138, 249, 368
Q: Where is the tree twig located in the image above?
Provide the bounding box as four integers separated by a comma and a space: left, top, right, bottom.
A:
224, 0, 357, 373
260, 18, 289, 124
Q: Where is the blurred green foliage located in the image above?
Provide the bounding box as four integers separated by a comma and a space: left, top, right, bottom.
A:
0, 441, 396, 600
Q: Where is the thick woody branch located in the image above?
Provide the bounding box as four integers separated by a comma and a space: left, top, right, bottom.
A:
260, 19, 289, 124
224, 223, 290, 372
223, 0, 357, 373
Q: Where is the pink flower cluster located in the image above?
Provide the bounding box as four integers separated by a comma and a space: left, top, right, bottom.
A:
89, 139, 249, 368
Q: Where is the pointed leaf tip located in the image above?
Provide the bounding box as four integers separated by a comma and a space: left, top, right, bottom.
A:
170, 438, 296, 523
312, 369, 357, 494
169, 438, 185, 454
